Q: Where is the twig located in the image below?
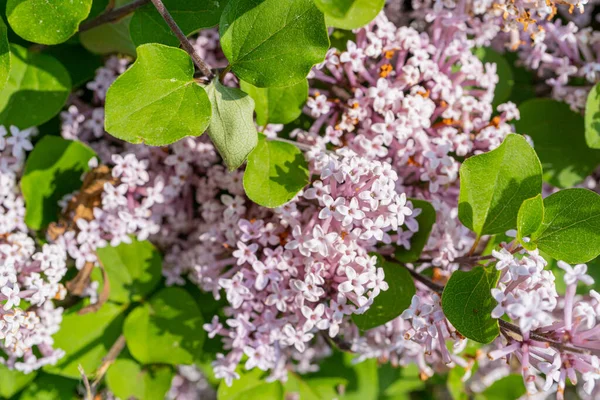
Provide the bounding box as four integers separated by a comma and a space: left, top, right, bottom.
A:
270, 137, 316, 152
149, 0, 214, 79
78, 260, 111, 315
79, 0, 150, 32
92, 335, 127, 389
79, 365, 94, 400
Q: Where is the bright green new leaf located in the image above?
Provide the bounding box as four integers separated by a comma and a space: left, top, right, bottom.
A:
517, 194, 543, 249
130, 0, 227, 47
585, 82, 600, 149
18, 373, 78, 400
313, 0, 354, 18
395, 199, 436, 262
240, 79, 308, 126
0, 364, 36, 398
45, 302, 127, 378
0, 44, 71, 128
243, 134, 309, 207
6, 0, 93, 45
218, 368, 283, 400
0, 18, 10, 91
530, 188, 600, 264
123, 287, 205, 365
205, 79, 257, 170
96, 239, 162, 304
442, 266, 501, 343
324, 0, 385, 30
353, 260, 416, 330
106, 358, 174, 400
514, 99, 600, 188
479, 375, 526, 400
21, 136, 96, 230
105, 43, 211, 146
474, 47, 514, 107
458, 134, 542, 237
220, 0, 329, 87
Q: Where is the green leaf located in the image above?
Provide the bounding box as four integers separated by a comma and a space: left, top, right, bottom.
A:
458, 134, 542, 237
479, 375, 526, 400
96, 238, 162, 304
323, 0, 384, 30
447, 367, 468, 400
382, 364, 425, 399
243, 134, 309, 207
353, 260, 415, 330
205, 79, 258, 170
44, 43, 103, 88
45, 302, 126, 378
516, 194, 543, 249
18, 373, 78, 400
123, 287, 205, 365
105, 43, 211, 146
219, 0, 329, 87
240, 79, 308, 126
21, 136, 96, 230
80, 14, 136, 56
442, 266, 501, 343
217, 368, 283, 400
0, 44, 71, 128
395, 199, 436, 262
6, 0, 93, 45
530, 188, 600, 264
130, 0, 227, 47
0, 18, 10, 91
313, 0, 354, 18
0, 364, 36, 398
514, 99, 600, 188
474, 47, 513, 107
585, 82, 600, 149
106, 358, 174, 400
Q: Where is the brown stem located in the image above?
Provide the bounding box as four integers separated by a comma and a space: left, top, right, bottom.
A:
92, 335, 127, 389
149, 0, 214, 79
79, 0, 150, 32
79, 365, 94, 400
78, 260, 111, 315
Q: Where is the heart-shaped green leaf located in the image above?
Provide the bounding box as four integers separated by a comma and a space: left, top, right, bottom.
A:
106, 358, 174, 400
395, 199, 436, 263
516, 194, 543, 249
585, 82, 600, 149
323, 0, 384, 30
240, 79, 308, 126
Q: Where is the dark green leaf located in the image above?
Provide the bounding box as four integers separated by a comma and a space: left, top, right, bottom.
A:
516, 194, 543, 249
105, 43, 211, 146
514, 99, 600, 188
106, 358, 174, 400
474, 47, 513, 107
21, 136, 96, 230
353, 259, 415, 330
205, 79, 258, 170
240, 78, 308, 126
395, 199, 436, 262
80, 15, 136, 56
7, 0, 93, 44
130, 0, 227, 47
442, 266, 501, 343
123, 287, 205, 365
220, 0, 329, 87
323, 0, 384, 30
243, 134, 309, 207
96, 238, 163, 304
458, 134, 542, 237
585, 82, 600, 149
0, 364, 36, 398
18, 373, 78, 400
531, 188, 600, 264
0, 44, 71, 128
44, 43, 103, 87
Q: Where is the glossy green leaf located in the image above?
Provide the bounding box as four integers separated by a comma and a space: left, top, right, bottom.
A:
6, 0, 93, 45
480, 374, 526, 400
243, 134, 309, 207
130, 0, 227, 47
96, 238, 162, 304
124, 287, 205, 365
0, 44, 71, 128
105, 43, 211, 146
240, 79, 308, 126
474, 47, 513, 107
80, 14, 136, 56
220, 0, 329, 87
585, 82, 600, 149
18, 373, 78, 400
0, 364, 36, 398
516, 194, 543, 249
324, 0, 384, 30
106, 358, 174, 400
21, 136, 96, 230
313, 0, 354, 18
0, 18, 10, 91
217, 368, 283, 400
353, 260, 415, 330
395, 199, 436, 262
45, 302, 127, 378
205, 79, 257, 170
514, 99, 600, 188
458, 134, 542, 237
530, 188, 600, 264
442, 266, 501, 343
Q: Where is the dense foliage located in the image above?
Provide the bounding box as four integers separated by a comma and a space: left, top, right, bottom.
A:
1, 0, 600, 399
